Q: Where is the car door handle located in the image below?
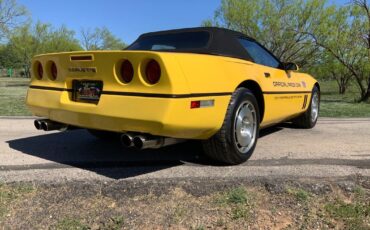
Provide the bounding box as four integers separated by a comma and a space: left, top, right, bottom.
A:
264, 72, 271, 78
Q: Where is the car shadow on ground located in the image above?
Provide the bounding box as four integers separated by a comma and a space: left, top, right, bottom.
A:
7, 125, 288, 180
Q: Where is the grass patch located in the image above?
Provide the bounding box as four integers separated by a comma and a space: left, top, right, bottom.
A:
0, 183, 35, 221
0, 77, 29, 85
0, 86, 31, 116
192, 225, 205, 230
319, 80, 370, 118
231, 204, 249, 220
171, 204, 187, 224
44, 215, 124, 230
215, 187, 252, 220
320, 102, 370, 118
0, 182, 369, 229
0, 77, 31, 116
100, 216, 125, 230
217, 187, 249, 205
325, 200, 370, 229
53, 218, 89, 230
286, 188, 311, 202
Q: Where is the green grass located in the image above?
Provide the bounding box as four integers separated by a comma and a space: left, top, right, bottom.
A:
217, 187, 249, 205
319, 80, 370, 117
0, 77, 29, 82
0, 76, 31, 116
52, 216, 125, 230
53, 218, 89, 230
320, 102, 370, 117
192, 225, 205, 230
215, 187, 251, 220
104, 216, 125, 230
286, 187, 311, 202
0, 77, 29, 87
0, 183, 35, 221
0, 86, 31, 116
325, 200, 370, 230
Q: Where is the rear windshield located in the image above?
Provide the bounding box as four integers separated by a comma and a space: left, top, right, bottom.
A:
126, 31, 210, 51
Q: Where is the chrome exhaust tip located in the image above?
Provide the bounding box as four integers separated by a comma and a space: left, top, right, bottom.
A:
132, 135, 145, 149
34, 119, 44, 130
132, 135, 172, 150
121, 133, 186, 150
41, 122, 48, 131
121, 133, 134, 147
36, 120, 68, 131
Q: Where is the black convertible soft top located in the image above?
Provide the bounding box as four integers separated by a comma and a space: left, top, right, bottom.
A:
126, 27, 254, 61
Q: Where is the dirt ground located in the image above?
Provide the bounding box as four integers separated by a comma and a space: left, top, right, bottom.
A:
0, 177, 369, 230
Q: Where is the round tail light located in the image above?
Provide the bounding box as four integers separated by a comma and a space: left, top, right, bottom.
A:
36, 62, 43, 79
145, 60, 161, 84
50, 62, 57, 80
120, 60, 134, 83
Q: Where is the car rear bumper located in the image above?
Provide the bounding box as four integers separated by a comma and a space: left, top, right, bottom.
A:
26, 88, 231, 139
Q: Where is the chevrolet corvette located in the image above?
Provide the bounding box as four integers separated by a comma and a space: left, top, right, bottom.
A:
26, 27, 320, 164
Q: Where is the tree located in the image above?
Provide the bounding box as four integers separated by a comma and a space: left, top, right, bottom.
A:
303, 1, 370, 101
80, 27, 126, 50
202, 0, 330, 68
353, 0, 370, 101
3, 22, 82, 77
0, 0, 27, 41
310, 54, 353, 94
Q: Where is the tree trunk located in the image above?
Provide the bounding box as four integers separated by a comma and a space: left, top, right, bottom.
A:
361, 78, 370, 102
336, 76, 348, 95
339, 85, 346, 94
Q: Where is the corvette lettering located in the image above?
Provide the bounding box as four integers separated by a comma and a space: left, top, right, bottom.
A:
68, 67, 97, 73
274, 95, 303, 100
273, 82, 301, 87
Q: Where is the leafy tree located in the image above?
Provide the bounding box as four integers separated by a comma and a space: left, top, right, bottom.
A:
202, 0, 330, 68
80, 27, 126, 50
3, 22, 82, 77
304, 1, 370, 101
0, 0, 27, 41
310, 53, 353, 94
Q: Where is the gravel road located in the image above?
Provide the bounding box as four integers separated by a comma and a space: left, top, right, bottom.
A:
0, 117, 369, 182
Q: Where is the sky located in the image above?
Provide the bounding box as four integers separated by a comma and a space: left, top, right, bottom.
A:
18, 0, 349, 44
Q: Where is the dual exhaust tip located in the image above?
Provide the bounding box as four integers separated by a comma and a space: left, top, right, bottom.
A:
34, 119, 68, 131
121, 133, 184, 150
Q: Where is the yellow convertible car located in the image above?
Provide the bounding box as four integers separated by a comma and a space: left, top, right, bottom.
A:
26, 27, 320, 164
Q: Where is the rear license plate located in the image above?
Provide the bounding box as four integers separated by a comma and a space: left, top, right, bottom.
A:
72, 80, 103, 103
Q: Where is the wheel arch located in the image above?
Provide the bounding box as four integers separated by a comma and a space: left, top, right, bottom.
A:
314, 82, 321, 100
314, 82, 320, 92
236, 80, 265, 122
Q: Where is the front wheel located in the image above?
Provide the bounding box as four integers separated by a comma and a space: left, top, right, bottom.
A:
202, 88, 260, 165
292, 86, 320, 128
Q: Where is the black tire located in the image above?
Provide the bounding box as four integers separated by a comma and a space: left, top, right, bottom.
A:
87, 129, 120, 141
292, 86, 320, 129
202, 88, 260, 165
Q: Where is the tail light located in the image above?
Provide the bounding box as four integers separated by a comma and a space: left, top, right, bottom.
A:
145, 60, 161, 84
120, 60, 134, 83
50, 62, 57, 80
36, 61, 43, 79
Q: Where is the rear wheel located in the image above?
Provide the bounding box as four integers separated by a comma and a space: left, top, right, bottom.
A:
87, 129, 120, 141
293, 86, 320, 128
202, 88, 260, 165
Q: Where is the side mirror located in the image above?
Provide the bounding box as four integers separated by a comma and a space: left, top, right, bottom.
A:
284, 62, 299, 71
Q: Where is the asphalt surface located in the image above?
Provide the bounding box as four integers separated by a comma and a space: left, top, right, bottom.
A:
0, 117, 369, 182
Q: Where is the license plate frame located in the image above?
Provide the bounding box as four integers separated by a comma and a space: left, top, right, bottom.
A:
72, 80, 103, 103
